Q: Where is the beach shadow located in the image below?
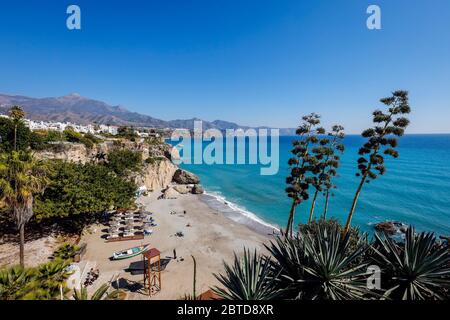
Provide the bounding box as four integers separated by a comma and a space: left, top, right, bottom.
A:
126, 258, 171, 275
111, 278, 144, 293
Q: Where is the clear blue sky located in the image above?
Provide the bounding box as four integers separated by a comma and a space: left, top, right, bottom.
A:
0, 0, 449, 133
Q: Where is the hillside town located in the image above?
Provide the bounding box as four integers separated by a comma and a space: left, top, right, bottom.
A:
0, 113, 166, 138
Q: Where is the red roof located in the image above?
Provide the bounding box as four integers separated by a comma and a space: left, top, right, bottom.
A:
143, 248, 161, 259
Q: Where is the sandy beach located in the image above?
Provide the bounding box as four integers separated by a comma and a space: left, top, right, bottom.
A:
79, 191, 272, 300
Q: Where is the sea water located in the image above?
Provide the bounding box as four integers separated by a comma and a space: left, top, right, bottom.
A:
174, 135, 450, 235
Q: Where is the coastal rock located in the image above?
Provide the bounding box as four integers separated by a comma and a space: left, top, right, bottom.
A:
192, 184, 205, 194
162, 187, 179, 199
172, 169, 200, 184
134, 159, 177, 192
165, 146, 181, 162
35, 142, 93, 164
173, 184, 192, 194
374, 221, 407, 236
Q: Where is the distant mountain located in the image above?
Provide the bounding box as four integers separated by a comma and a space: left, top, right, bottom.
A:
0, 93, 168, 128
0, 93, 295, 134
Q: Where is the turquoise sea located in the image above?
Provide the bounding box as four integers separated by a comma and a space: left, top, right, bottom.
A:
173, 135, 450, 236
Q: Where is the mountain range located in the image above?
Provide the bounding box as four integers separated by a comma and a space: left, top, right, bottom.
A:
0, 93, 295, 134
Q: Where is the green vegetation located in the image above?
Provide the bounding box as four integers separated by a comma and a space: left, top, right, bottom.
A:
213, 249, 282, 300
215, 90, 449, 300
0, 151, 50, 267
63, 127, 101, 149
0, 115, 102, 152
371, 227, 450, 300
117, 126, 138, 140
52, 243, 80, 261
0, 259, 71, 300
344, 90, 411, 235
215, 222, 450, 300
34, 161, 136, 221
0, 258, 124, 300
72, 283, 124, 300
0, 106, 138, 266
0, 116, 31, 152
106, 149, 143, 176
285, 113, 325, 235
307, 125, 345, 222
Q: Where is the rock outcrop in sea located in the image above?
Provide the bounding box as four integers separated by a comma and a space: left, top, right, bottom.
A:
374, 221, 408, 236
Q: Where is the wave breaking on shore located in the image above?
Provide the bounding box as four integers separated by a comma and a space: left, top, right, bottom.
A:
199, 190, 280, 236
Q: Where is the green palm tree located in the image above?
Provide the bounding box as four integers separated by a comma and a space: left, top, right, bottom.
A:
8, 106, 26, 151
212, 249, 283, 300
0, 151, 49, 267
371, 227, 450, 300
72, 283, 125, 300
32, 259, 72, 300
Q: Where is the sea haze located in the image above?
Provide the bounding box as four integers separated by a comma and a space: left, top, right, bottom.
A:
176, 134, 450, 236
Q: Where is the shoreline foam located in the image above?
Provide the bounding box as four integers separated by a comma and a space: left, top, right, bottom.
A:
199, 190, 280, 236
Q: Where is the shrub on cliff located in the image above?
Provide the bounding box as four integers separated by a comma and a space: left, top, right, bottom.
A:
106, 149, 142, 176
63, 127, 99, 149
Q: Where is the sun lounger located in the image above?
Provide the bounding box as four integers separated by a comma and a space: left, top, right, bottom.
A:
123, 231, 135, 237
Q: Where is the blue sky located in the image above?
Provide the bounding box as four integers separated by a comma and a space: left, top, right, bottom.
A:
0, 0, 449, 133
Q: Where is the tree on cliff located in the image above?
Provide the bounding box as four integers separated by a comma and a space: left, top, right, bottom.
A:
343, 90, 411, 236
285, 113, 324, 236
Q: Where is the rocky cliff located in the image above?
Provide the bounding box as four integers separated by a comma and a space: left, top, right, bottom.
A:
134, 159, 178, 192
35, 139, 188, 193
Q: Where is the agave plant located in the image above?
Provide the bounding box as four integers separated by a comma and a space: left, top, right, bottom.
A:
371, 227, 450, 300
0, 266, 34, 300
53, 243, 80, 261
25, 259, 73, 300
212, 249, 283, 300
72, 283, 124, 300
267, 222, 372, 300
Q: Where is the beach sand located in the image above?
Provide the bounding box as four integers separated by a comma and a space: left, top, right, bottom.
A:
79, 191, 272, 300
